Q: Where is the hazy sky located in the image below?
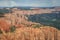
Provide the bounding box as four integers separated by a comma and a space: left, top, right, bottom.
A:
0, 0, 60, 7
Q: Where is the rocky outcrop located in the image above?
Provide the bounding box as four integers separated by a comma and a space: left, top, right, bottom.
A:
0, 19, 11, 32
0, 27, 59, 40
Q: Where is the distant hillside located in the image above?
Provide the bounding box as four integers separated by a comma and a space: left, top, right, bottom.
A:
0, 9, 9, 13
27, 12, 60, 29
0, 9, 12, 17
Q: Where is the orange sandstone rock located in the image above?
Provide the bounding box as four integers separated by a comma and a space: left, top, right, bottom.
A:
0, 20, 11, 32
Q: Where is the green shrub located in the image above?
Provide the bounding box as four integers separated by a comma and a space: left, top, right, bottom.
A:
33, 24, 41, 28
0, 30, 2, 34
10, 26, 16, 32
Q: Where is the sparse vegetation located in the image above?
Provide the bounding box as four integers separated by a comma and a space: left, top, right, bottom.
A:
32, 24, 41, 28
0, 30, 2, 34
27, 13, 60, 29
10, 26, 16, 32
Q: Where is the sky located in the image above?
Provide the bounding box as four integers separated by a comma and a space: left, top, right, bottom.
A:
0, 0, 60, 7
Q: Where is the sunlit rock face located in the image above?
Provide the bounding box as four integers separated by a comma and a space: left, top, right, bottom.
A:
0, 19, 11, 31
